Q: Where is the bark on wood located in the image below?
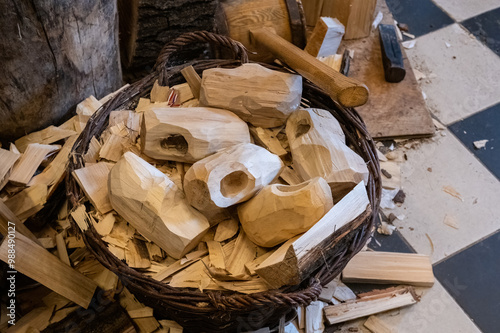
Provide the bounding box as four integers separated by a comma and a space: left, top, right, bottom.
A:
0, 0, 121, 141
118, 0, 218, 69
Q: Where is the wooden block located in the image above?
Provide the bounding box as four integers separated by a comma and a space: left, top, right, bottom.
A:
76, 95, 102, 116
379, 160, 401, 190
324, 286, 418, 325
4, 183, 47, 220
181, 65, 202, 99
14, 125, 76, 153
159, 320, 183, 333
109, 152, 209, 259
28, 135, 78, 193
171, 82, 195, 104
72, 162, 114, 214
286, 108, 368, 202
200, 63, 302, 128
184, 143, 283, 219
0, 233, 97, 308
38, 237, 56, 249
74, 114, 91, 133
0, 148, 20, 190
214, 218, 239, 242
321, 0, 376, 40
109, 110, 142, 142
364, 316, 394, 333
255, 182, 371, 288
305, 301, 325, 333
238, 177, 334, 247
225, 231, 257, 276
302, 0, 324, 26
9, 144, 60, 186
305, 17, 345, 57
141, 107, 250, 163
245, 250, 274, 276
249, 126, 288, 158
93, 212, 116, 236
150, 80, 170, 103
342, 251, 435, 287
378, 24, 405, 83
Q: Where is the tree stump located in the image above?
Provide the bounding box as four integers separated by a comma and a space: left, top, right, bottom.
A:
0, 0, 122, 142
118, 0, 218, 70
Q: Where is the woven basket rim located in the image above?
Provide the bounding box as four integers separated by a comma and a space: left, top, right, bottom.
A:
66, 31, 381, 332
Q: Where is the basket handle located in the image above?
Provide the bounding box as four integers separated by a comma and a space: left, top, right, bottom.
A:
153, 31, 249, 79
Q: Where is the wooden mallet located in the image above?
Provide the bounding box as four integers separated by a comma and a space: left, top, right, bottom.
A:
250, 27, 369, 107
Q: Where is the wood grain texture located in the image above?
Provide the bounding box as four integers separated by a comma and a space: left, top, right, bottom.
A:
321, 0, 376, 40
0, 0, 121, 141
0, 233, 97, 308
250, 28, 369, 107
342, 251, 435, 287
342, 0, 434, 138
9, 144, 60, 186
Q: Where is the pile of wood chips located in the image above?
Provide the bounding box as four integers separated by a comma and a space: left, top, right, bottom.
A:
0, 62, 434, 333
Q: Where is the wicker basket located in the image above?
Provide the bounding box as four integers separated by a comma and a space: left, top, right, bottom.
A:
66, 31, 381, 332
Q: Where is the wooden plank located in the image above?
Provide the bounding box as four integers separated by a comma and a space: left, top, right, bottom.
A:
0, 200, 41, 245
72, 162, 114, 214
119, 288, 160, 333
342, 251, 435, 287
342, 0, 434, 139
305, 17, 344, 57
5, 306, 54, 333
249, 126, 288, 158
321, 0, 376, 40
181, 65, 202, 99
9, 144, 60, 186
324, 287, 418, 325
0, 233, 97, 308
99, 134, 128, 162
152, 249, 208, 281
127, 307, 154, 319
305, 301, 324, 333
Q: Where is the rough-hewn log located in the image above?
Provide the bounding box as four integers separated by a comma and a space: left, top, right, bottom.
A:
0, 0, 122, 141
118, 0, 218, 69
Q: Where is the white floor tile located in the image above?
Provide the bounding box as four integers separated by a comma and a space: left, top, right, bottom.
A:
386, 131, 500, 263
433, 0, 500, 21
406, 23, 500, 125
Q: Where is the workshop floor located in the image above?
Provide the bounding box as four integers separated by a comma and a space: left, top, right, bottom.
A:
339, 1, 500, 332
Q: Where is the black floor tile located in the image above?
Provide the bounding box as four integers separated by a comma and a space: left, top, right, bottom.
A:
434, 230, 500, 333
462, 7, 500, 56
449, 103, 500, 180
368, 227, 416, 254
386, 0, 454, 37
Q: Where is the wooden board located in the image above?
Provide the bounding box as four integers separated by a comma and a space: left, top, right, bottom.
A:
343, 0, 434, 139
0, 233, 97, 308
342, 251, 435, 287
324, 286, 418, 325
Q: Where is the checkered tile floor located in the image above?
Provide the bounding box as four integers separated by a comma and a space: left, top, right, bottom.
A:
338, 1, 500, 332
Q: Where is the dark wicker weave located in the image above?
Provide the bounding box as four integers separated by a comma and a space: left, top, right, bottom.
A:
66, 31, 381, 332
